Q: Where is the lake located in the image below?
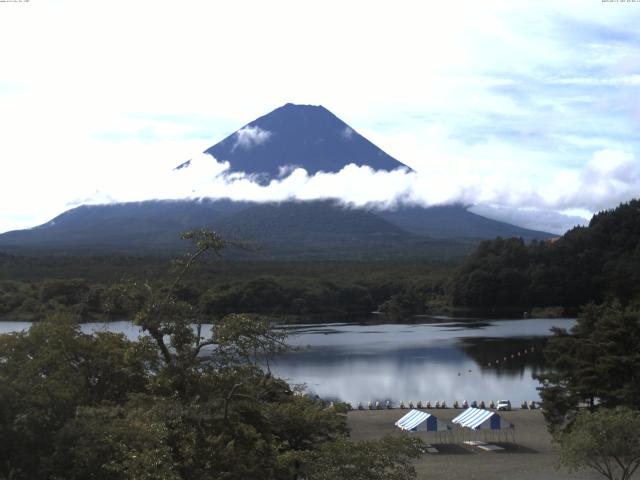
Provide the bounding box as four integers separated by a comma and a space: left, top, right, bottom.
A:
0, 317, 574, 406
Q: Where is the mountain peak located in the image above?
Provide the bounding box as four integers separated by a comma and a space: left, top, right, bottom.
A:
281, 102, 324, 109
202, 103, 410, 177
279, 102, 329, 112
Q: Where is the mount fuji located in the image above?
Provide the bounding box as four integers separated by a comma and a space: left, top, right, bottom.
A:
0, 104, 553, 257
178, 103, 410, 179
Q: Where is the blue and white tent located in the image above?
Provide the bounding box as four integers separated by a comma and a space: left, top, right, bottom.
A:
452, 408, 515, 443
395, 409, 450, 432
451, 408, 510, 430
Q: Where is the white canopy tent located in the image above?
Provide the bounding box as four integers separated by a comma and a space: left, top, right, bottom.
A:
451, 408, 515, 443
395, 409, 452, 443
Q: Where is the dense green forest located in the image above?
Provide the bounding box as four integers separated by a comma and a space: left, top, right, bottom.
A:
452, 200, 640, 311
0, 254, 454, 322
4, 199, 639, 322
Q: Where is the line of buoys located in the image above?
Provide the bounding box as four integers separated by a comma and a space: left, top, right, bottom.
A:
487, 346, 535, 368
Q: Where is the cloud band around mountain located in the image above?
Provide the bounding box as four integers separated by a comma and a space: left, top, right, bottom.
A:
149, 147, 637, 234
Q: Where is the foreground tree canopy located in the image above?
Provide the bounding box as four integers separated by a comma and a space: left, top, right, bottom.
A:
0, 229, 422, 480
558, 408, 640, 480
536, 301, 640, 480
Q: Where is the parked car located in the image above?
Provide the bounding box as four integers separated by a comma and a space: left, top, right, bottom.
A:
496, 400, 512, 411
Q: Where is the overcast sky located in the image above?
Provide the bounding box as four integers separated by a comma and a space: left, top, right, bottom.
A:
1, 0, 639, 234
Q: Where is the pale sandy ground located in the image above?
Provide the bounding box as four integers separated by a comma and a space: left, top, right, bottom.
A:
347, 409, 616, 480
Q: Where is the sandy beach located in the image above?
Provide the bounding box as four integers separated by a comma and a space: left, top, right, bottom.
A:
347, 409, 608, 480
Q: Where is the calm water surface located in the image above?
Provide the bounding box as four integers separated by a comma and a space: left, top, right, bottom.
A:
273, 317, 575, 405
0, 317, 575, 405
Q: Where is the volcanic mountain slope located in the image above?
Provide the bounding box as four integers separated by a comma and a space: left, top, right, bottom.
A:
0, 200, 247, 252
195, 103, 410, 178
216, 201, 407, 240
0, 199, 552, 257
0, 200, 438, 258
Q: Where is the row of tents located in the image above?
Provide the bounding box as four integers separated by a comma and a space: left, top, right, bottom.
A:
395, 408, 515, 443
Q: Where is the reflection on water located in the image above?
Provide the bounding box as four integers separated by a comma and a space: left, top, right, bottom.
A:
0, 317, 575, 405
272, 318, 575, 404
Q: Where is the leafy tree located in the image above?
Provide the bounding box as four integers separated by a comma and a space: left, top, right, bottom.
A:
535, 301, 640, 434
53, 400, 180, 480
299, 436, 423, 480
0, 314, 156, 479
558, 408, 640, 480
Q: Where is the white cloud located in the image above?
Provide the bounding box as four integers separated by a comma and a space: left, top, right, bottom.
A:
341, 127, 354, 140
231, 126, 272, 152
53, 146, 632, 236
585, 148, 637, 181
549, 149, 640, 211
552, 74, 640, 86
468, 205, 589, 235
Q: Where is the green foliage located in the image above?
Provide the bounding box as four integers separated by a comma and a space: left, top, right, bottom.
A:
451, 237, 529, 308
299, 436, 423, 480
377, 277, 447, 321
535, 301, 640, 434
0, 314, 156, 479
0, 258, 454, 322
452, 199, 640, 310
558, 408, 640, 480
0, 229, 420, 480
53, 401, 180, 480
199, 276, 381, 318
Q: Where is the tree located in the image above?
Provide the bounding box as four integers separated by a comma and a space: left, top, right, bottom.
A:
299, 436, 423, 480
558, 408, 640, 480
535, 301, 640, 434
0, 314, 156, 480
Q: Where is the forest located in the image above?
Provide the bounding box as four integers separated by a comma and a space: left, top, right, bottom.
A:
2, 200, 640, 323
451, 199, 640, 312
0, 255, 453, 323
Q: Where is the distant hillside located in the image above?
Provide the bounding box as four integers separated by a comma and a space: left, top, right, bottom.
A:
212, 201, 437, 259
0, 199, 554, 259
452, 199, 640, 310
216, 201, 408, 240
0, 200, 247, 253
377, 205, 554, 241
199, 103, 410, 178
